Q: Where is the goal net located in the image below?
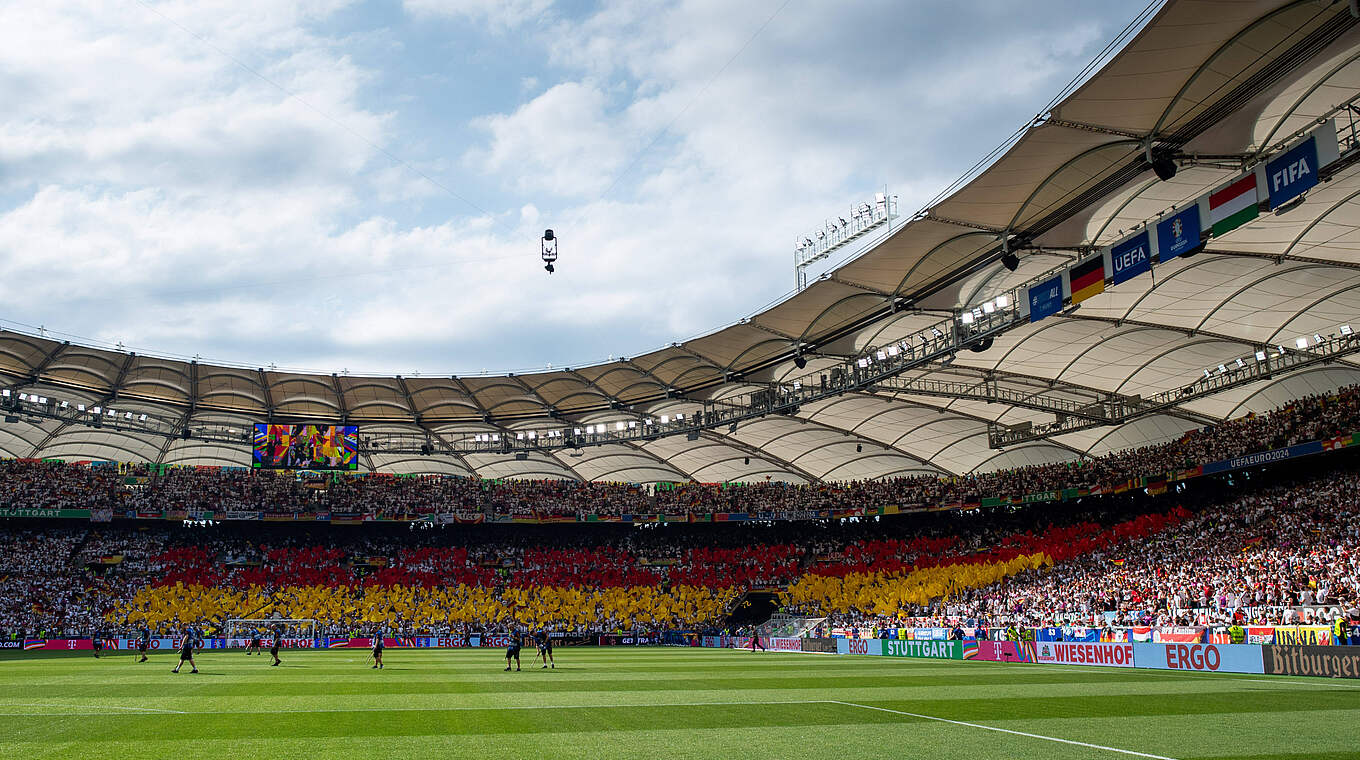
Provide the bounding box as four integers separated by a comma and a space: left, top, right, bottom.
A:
755, 614, 826, 639
225, 619, 317, 648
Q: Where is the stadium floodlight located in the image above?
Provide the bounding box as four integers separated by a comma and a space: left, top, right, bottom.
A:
959, 311, 974, 325
1314, 333, 1324, 344
91, 406, 100, 414
931, 328, 944, 338
124, 412, 133, 420
675, 413, 685, 421
856, 358, 869, 368
982, 301, 995, 314
492, 434, 499, 441
59, 401, 67, 408
1296, 337, 1309, 349
615, 421, 625, 431
526, 431, 536, 440
17, 393, 26, 401
77, 404, 86, 412
1277, 344, 1287, 355
628, 421, 637, 429
37, 396, 46, 404
996, 294, 1010, 308
1255, 351, 1267, 362
660, 415, 669, 424
0, 389, 7, 397
1341, 324, 1354, 336
875, 350, 886, 361
1217, 364, 1227, 374
792, 381, 801, 390
516, 432, 525, 440
106, 409, 115, 416
138, 413, 147, 421
1235, 358, 1246, 369
886, 345, 899, 357
1203, 369, 1211, 379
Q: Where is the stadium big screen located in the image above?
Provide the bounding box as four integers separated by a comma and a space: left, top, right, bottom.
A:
253, 424, 359, 470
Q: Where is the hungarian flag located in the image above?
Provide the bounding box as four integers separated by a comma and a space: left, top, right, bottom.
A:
1209, 174, 1259, 237
1069, 254, 1105, 304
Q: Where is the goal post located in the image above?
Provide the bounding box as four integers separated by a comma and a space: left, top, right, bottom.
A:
225, 619, 317, 648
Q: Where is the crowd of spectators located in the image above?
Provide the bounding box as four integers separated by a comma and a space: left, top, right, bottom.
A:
798, 472, 1360, 633
0, 460, 1355, 637
1, 384, 1359, 637
1, 385, 1358, 520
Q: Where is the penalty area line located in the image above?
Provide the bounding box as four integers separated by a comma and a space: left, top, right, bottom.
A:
825, 700, 1179, 760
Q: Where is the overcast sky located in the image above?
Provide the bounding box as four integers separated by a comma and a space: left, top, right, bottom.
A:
0, 0, 1150, 376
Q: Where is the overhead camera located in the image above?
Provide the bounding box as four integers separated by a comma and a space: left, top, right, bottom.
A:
541, 229, 558, 273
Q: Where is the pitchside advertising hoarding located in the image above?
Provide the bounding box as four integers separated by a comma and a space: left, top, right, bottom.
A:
1263, 645, 1360, 679
836, 638, 882, 656
1036, 641, 1135, 668
1132, 643, 1263, 674
883, 640, 961, 660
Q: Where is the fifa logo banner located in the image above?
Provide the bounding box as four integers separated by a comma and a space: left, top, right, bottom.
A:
1265, 136, 1317, 209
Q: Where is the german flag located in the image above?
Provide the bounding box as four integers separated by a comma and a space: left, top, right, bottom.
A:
1070, 255, 1106, 304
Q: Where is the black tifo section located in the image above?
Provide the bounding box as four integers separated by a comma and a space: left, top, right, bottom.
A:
726, 591, 778, 629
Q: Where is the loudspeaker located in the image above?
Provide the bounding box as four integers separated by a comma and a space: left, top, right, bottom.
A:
1151, 155, 1177, 181
969, 337, 995, 353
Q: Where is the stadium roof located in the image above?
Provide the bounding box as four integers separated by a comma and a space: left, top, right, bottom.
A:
4, 0, 1360, 484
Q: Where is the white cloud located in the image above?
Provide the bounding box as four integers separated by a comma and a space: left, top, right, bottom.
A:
0, 0, 1140, 375
402, 0, 555, 29
464, 81, 647, 198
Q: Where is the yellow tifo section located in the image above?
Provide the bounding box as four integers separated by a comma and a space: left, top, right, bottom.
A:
112, 583, 740, 631
780, 552, 1053, 616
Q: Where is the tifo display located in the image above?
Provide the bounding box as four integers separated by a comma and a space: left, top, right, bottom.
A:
252, 424, 358, 471
1, 452, 1357, 653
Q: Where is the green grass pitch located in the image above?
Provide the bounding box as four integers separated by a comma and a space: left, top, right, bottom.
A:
1, 647, 1358, 759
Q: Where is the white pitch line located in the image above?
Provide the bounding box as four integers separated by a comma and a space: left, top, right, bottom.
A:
1231, 677, 1360, 690
0, 703, 185, 714
826, 700, 1179, 760
0, 699, 829, 717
